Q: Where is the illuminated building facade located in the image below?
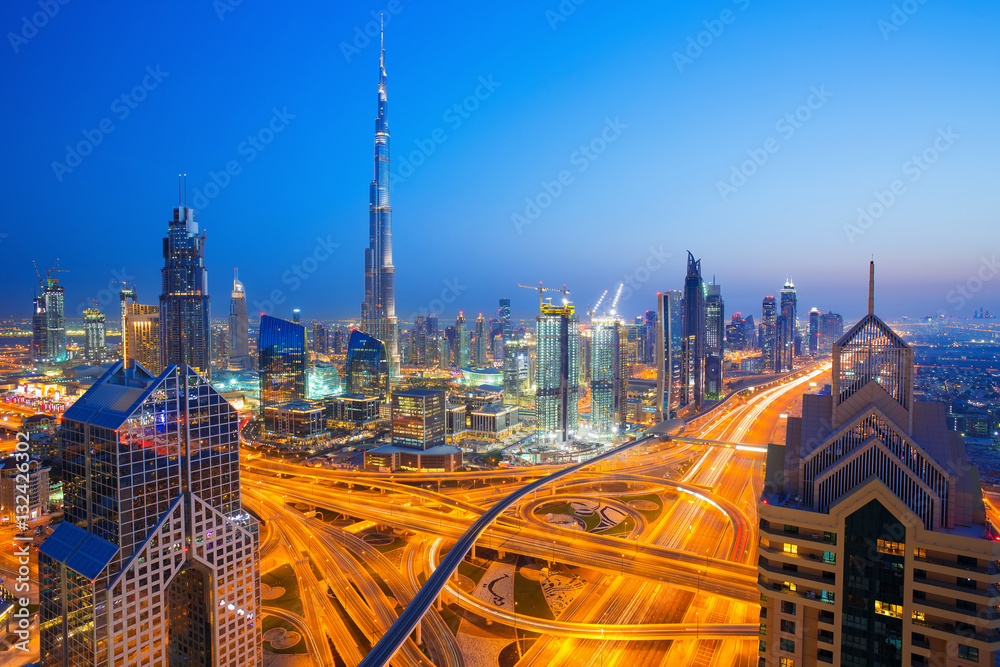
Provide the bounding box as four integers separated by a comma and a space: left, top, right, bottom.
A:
258, 315, 307, 408
499, 298, 512, 339
535, 301, 579, 442
762, 296, 777, 373
0, 456, 50, 522
656, 290, 682, 420
365, 387, 461, 471
125, 303, 162, 374
40, 362, 261, 667
809, 307, 821, 355
345, 330, 389, 400
474, 314, 488, 366
820, 311, 845, 352
681, 252, 705, 408
119, 286, 137, 366
82, 308, 107, 361
590, 316, 627, 437
361, 22, 399, 376
502, 339, 529, 406
313, 322, 328, 355
758, 264, 999, 667
159, 203, 211, 378
780, 278, 797, 371
32, 277, 67, 363
391, 388, 445, 450
705, 283, 725, 400
456, 313, 470, 369
228, 270, 251, 370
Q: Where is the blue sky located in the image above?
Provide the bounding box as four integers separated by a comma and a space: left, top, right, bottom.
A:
1, 0, 998, 324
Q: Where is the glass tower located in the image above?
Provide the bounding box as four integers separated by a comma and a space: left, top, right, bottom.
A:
704, 283, 725, 400
535, 302, 579, 442
228, 269, 251, 370
258, 315, 307, 408
590, 317, 627, 437
780, 278, 797, 371
361, 21, 399, 375
159, 203, 211, 378
82, 307, 107, 361
40, 362, 260, 667
345, 330, 389, 399
681, 252, 705, 408
762, 296, 777, 372
656, 290, 683, 419
32, 277, 66, 363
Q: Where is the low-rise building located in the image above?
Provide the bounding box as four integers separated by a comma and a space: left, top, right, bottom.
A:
0, 456, 50, 522
262, 400, 330, 450
468, 404, 520, 441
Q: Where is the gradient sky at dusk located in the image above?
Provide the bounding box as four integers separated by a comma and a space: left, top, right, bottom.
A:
2, 0, 998, 325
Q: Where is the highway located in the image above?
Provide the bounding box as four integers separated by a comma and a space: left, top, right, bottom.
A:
239, 360, 830, 666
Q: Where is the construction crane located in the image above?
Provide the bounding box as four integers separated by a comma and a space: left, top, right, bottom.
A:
33, 258, 69, 284
516, 282, 571, 311
609, 282, 624, 315
587, 289, 609, 321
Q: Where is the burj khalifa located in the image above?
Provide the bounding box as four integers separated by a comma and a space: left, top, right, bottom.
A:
361, 19, 399, 375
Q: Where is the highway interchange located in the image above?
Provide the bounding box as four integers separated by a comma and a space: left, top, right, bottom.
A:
244, 360, 832, 667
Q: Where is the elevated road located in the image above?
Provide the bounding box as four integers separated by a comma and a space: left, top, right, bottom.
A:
356, 423, 682, 667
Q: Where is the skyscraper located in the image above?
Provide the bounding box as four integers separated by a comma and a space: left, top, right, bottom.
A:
228, 270, 251, 370
119, 285, 137, 366
159, 199, 211, 378
704, 283, 725, 400
819, 311, 845, 352
762, 296, 777, 373
502, 339, 529, 406
313, 322, 328, 355
757, 263, 997, 666
499, 298, 512, 340
780, 278, 797, 371
457, 316, 470, 369
258, 314, 307, 408
473, 313, 487, 366
40, 362, 261, 666
535, 299, 580, 442
681, 252, 706, 408
82, 307, 107, 361
590, 316, 628, 437
808, 306, 820, 355
656, 290, 683, 419
32, 276, 66, 364
345, 330, 389, 399
125, 303, 162, 374
361, 21, 399, 375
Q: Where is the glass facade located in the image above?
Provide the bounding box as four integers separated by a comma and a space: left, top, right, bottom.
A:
590, 317, 627, 437
159, 206, 211, 377
681, 252, 705, 407
841, 499, 905, 666
535, 304, 579, 442
258, 315, 308, 408
126, 303, 162, 374
32, 277, 66, 363
391, 388, 446, 450
705, 284, 725, 400
345, 330, 389, 399
41, 362, 260, 666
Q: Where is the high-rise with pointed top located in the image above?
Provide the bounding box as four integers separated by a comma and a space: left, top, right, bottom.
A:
361, 18, 399, 376
159, 181, 211, 378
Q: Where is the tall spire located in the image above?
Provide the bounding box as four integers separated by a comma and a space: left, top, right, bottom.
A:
868, 260, 875, 315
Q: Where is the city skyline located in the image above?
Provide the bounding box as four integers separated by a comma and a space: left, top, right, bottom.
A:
2, 2, 998, 322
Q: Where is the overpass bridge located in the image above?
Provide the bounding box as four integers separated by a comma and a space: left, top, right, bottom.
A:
357, 420, 686, 667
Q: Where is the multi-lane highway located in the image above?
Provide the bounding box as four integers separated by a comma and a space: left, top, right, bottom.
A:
245, 361, 830, 666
